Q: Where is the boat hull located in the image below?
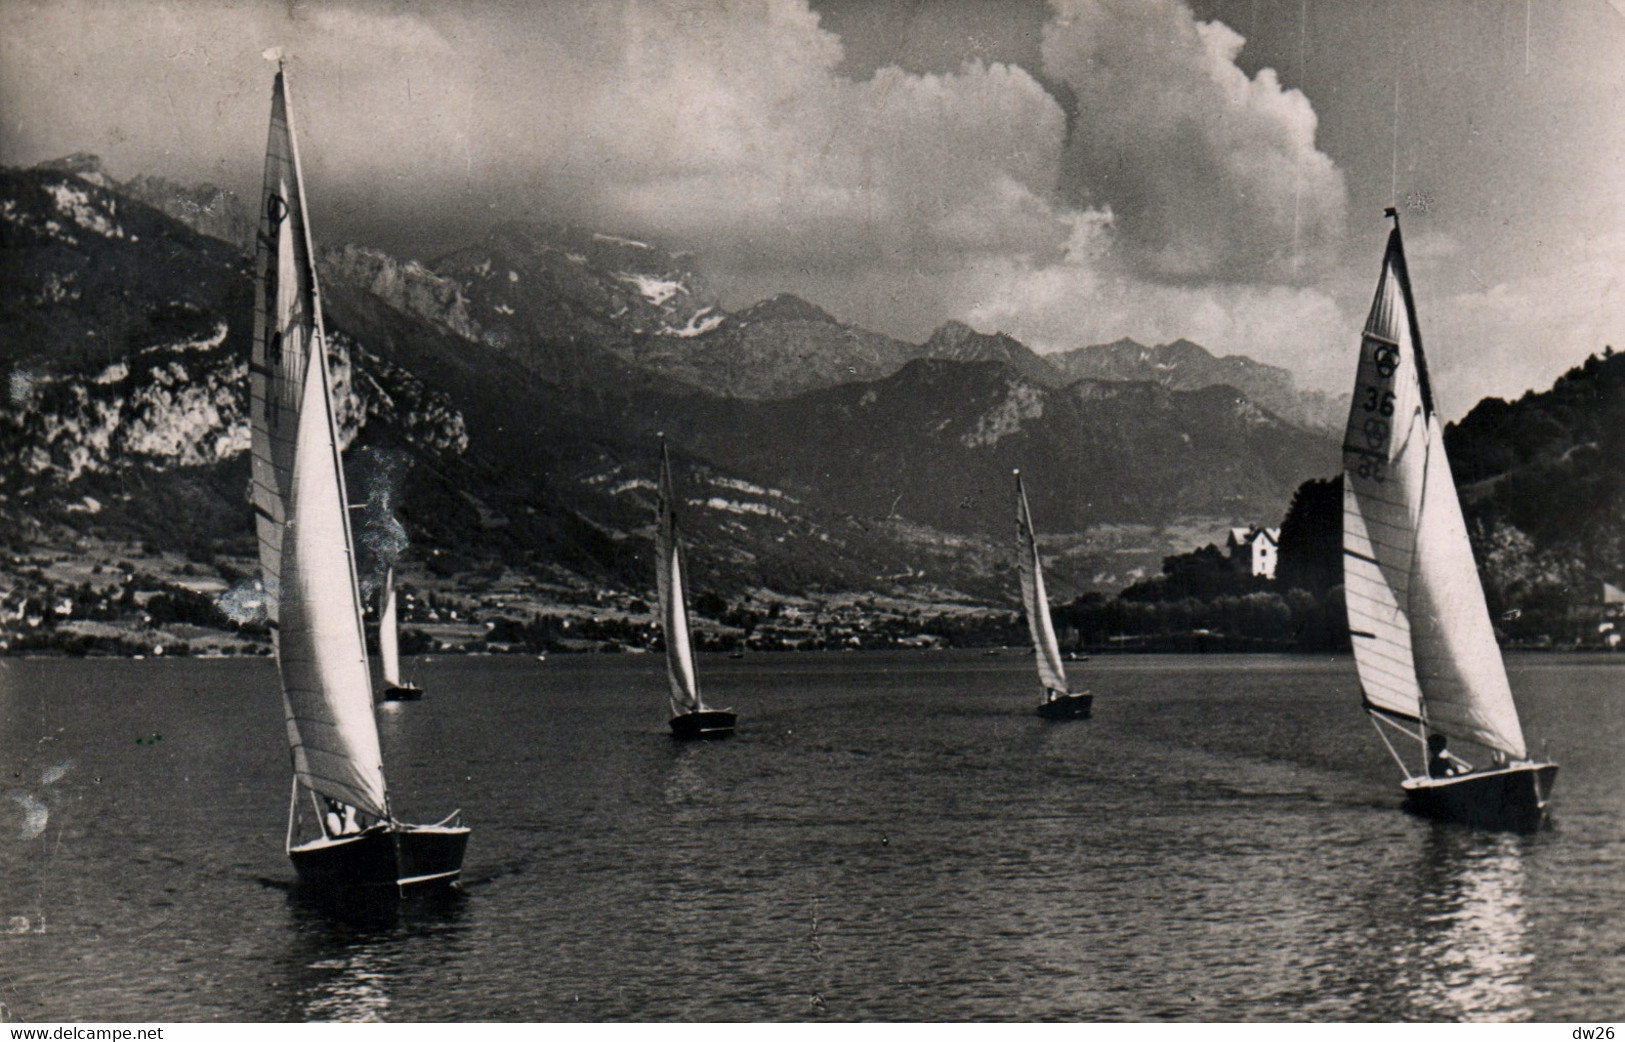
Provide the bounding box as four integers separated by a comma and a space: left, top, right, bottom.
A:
1036, 692, 1092, 720
670, 709, 736, 739
379, 683, 423, 702
1401, 762, 1558, 832
290, 822, 470, 893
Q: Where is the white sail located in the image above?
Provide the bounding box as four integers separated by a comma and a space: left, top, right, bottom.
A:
656, 443, 704, 717
379, 565, 402, 688
1016, 471, 1068, 698
251, 69, 389, 819
1342, 224, 1527, 759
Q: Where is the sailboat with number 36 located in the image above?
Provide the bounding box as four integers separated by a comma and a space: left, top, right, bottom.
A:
1341, 210, 1557, 831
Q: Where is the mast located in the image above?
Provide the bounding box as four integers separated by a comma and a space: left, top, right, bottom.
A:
379, 565, 401, 688
1341, 212, 1527, 761
251, 67, 389, 821
656, 439, 704, 717
1015, 470, 1068, 698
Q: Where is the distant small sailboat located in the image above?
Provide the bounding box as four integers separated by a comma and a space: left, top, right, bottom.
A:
1015, 470, 1091, 720
377, 566, 423, 702
1342, 210, 1556, 831
655, 439, 735, 739
251, 66, 467, 891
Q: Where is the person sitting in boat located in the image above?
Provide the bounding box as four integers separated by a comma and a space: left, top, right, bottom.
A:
1427, 734, 1465, 778
323, 798, 361, 837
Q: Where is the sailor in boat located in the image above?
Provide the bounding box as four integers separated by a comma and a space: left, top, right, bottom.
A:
1427, 734, 1464, 779
324, 799, 362, 837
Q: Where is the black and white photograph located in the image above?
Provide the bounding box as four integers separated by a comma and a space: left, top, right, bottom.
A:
1, 0, 1622, 1024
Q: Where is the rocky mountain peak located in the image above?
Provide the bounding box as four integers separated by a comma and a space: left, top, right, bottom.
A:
735, 293, 838, 326
36, 153, 111, 186
921, 321, 1066, 387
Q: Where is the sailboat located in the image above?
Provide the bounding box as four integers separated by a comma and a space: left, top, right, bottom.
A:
1342, 210, 1557, 831
250, 66, 468, 891
377, 566, 423, 701
1015, 470, 1092, 719
655, 439, 735, 739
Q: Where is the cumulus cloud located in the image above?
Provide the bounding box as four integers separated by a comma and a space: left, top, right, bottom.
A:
956, 219, 1351, 392
1, 0, 1074, 292
1, 0, 1361, 382
1041, 0, 1347, 283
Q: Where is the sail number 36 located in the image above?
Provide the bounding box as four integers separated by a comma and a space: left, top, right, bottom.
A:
1361, 386, 1395, 416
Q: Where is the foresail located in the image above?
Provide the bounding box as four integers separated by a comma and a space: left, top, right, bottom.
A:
1409, 417, 1527, 757
1016, 474, 1067, 696
656, 444, 703, 716
379, 566, 401, 688
1342, 225, 1526, 758
252, 70, 388, 818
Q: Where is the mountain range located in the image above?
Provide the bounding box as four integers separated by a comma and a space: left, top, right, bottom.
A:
1, 156, 1346, 623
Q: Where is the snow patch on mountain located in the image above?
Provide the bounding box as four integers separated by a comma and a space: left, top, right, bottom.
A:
709, 476, 795, 502
661, 305, 724, 338
697, 497, 785, 520
618, 272, 684, 306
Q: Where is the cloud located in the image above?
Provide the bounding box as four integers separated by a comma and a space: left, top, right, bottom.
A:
1, 0, 1074, 280
1, 0, 1360, 382
1424, 230, 1625, 416
956, 220, 1352, 392
1041, 0, 1347, 283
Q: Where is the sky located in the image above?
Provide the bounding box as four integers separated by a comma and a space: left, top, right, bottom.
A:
3, 0, 1624, 412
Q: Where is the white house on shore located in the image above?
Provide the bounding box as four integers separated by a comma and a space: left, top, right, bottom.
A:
1227, 525, 1281, 580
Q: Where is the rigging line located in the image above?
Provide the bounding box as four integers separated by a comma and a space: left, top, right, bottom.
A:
1291, 0, 1308, 275
1370, 713, 1415, 777
1390, 44, 1400, 206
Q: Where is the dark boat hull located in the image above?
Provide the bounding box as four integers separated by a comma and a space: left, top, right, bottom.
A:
1401, 762, 1558, 832
379, 683, 423, 702
290, 822, 470, 893
1036, 692, 1092, 720
670, 709, 736, 739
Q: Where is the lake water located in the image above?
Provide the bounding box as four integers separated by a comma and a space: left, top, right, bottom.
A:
1, 651, 1622, 1022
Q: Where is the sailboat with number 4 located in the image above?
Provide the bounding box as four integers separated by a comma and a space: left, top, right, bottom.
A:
251, 66, 468, 891
1341, 210, 1556, 831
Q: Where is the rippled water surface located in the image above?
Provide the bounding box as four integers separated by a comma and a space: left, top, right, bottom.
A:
2, 652, 1622, 1021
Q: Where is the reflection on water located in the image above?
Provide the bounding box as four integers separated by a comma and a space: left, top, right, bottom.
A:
5, 654, 1623, 1021
302, 948, 392, 1022
275, 890, 468, 1023
1406, 829, 1534, 1022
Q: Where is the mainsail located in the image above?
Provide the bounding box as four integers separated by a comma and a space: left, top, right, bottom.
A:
1341, 222, 1527, 760
379, 565, 402, 689
251, 69, 389, 819
1016, 471, 1068, 697
655, 442, 704, 717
